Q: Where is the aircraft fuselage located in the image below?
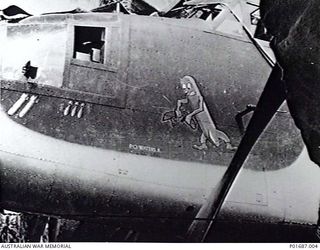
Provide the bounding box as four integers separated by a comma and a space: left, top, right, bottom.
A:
0, 12, 319, 240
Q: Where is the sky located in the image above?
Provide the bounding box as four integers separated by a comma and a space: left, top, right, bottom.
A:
0, 0, 100, 15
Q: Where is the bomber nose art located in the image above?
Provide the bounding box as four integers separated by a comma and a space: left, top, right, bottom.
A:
162, 75, 236, 151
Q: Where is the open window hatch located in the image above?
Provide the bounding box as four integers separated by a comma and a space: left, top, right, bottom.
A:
73, 26, 106, 64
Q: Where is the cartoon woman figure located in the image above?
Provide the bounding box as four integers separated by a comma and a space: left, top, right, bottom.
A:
175, 75, 236, 151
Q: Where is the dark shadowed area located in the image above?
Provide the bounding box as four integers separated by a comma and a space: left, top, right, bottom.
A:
260, 0, 320, 241
260, 0, 320, 167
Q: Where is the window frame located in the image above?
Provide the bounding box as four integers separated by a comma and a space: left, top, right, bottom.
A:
72, 25, 106, 65
60, 21, 126, 108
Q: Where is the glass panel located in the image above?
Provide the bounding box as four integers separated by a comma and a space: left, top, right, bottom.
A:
2, 23, 67, 88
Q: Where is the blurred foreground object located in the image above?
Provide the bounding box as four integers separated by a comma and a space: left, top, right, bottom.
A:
260, 0, 320, 166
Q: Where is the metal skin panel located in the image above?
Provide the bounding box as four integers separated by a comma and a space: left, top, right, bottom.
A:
220, 148, 320, 226
68, 64, 119, 96
124, 14, 303, 171
0, 104, 319, 227
0, 106, 208, 218
0, 14, 303, 171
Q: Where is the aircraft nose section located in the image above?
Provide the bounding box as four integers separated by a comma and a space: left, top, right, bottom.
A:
0, 108, 56, 212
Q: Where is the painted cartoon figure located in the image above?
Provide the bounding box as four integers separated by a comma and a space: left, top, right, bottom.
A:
163, 75, 236, 151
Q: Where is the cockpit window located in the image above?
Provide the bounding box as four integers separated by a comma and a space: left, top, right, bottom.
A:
73, 26, 105, 64
1, 24, 67, 87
